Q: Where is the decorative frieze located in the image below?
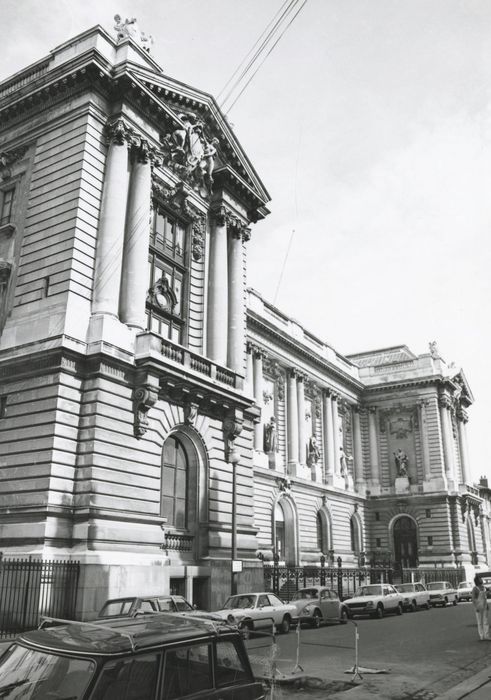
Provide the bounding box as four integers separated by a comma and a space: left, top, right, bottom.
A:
379, 404, 418, 437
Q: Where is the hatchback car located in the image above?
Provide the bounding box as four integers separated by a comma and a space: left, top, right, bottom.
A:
289, 586, 349, 627
212, 592, 297, 634
0, 613, 265, 699
395, 582, 431, 611
98, 594, 195, 618
344, 584, 404, 619
427, 581, 459, 607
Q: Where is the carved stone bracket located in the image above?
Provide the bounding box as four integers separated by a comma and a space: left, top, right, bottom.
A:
0, 146, 29, 180
223, 409, 244, 464
457, 406, 469, 423
184, 401, 199, 427
277, 476, 292, 494
133, 383, 159, 438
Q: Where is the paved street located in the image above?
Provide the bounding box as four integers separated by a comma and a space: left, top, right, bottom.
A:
245, 602, 491, 699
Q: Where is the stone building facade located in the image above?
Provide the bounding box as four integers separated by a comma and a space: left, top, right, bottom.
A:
0, 24, 486, 618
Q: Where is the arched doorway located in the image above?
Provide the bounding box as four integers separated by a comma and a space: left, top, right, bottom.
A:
393, 516, 418, 568
273, 497, 297, 565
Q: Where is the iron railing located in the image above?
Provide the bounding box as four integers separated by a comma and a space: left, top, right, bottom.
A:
400, 566, 466, 588
264, 558, 393, 601
0, 556, 80, 638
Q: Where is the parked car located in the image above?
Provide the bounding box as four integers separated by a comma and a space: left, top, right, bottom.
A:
289, 586, 349, 627
457, 581, 474, 601
212, 592, 297, 634
395, 582, 430, 611
427, 581, 459, 607
0, 613, 265, 699
98, 594, 196, 618
344, 583, 404, 619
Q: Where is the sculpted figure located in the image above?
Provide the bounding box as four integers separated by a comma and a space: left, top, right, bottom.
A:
308, 435, 320, 465
264, 416, 278, 453
394, 448, 409, 477
114, 15, 154, 52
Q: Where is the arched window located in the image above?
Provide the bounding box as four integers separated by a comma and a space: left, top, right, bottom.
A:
350, 514, 363, 556
161, 435, 188, 529
316, 512, 324, 552
274, 502, 286, 560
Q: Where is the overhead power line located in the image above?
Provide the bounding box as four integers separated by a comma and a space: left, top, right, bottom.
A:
219, 0, 308, 113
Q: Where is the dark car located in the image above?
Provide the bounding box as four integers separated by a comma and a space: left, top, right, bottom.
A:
0, 613, 265, 699
98, 594, 195, 618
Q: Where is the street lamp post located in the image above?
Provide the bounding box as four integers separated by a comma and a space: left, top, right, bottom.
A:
229, 447, 240, 596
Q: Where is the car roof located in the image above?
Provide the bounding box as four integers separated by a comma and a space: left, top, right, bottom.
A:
17, 613, 236, 656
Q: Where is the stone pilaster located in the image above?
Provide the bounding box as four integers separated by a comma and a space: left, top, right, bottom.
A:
119, 139, 153, 329
418, 400, 432, 483
92, 120, 131, 318
368, 406, 381, 493
287, 369, 299, 475
332, 393, 341, 476
207, 206, 228, 365
352, 405, 365, 492
457, 406, 470, 485
439, 394, 455, 489
245, 341, 254, 395
227, 224, 248, 373
297, 372, 307, 466
252, 345, 265, 452
323, 390, 334, 484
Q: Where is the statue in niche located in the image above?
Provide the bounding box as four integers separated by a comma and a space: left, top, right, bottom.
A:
394, 449, 409, 477
264, 416, 278, 453
308, 435, 320, 465
339, 446, 352, 477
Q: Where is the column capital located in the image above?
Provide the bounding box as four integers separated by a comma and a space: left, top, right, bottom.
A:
353, 403, 366, 415
457, 406, 469, 423
106, 118, 133, 145
439, 394, 453, 410
248, 342, 267, 360
209, 204, 228, 227
367, 405, 378, 414
289, 368, 307, 382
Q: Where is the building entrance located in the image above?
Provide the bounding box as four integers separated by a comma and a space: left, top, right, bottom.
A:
393, 516, 418, 568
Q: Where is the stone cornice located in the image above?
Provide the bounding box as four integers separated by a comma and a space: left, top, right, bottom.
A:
247, 311, 363, 393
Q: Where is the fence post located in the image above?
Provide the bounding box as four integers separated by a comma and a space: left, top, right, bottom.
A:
337, 556, 343, 599
320, 555, 326, 586
273, 552, 279, 596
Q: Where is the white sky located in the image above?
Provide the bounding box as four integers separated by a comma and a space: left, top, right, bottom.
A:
2, 0, 491, 482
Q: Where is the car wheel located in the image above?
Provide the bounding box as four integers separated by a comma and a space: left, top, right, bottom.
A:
396, 603, 403, 615
453, 598, 458, 606
425, 602, 430, 610
375, 604, 384, 619
280, 615, 291, 634
443, 597, 448, 607
409, 600, 417, 613
311, 611, 322, 629
340, 608, 349, 624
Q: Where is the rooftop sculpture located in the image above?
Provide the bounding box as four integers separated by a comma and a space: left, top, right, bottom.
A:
114, 14, 154, 53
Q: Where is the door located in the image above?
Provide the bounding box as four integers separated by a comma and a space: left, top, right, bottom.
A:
319, 589, 338, 621
393, 516, 418, 568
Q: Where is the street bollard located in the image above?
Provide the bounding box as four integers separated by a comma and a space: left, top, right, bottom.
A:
292, 621, 304, 674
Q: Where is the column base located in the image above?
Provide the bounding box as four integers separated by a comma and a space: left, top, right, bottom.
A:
287, 461, 299, 477
87, 313, 136, 354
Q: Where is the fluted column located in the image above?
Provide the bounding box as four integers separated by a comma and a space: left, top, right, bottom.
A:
227, 225, 249, 372
207, 207, 228, 365
368, 406, 380, 487
323, 390, 335, 483
287, 369, 299, 473
252, 346, 265, 451
457, 407, 471, 485
119, 140, 153, 328
332, 394, 341, 475
439, 395, 455, 486
297, 373, 307, 465
418, 400, 432, 482
352, 405, 365, 492
92, 120, 130, 317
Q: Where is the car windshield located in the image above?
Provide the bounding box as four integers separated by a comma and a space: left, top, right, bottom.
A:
221, 595, 256, 610
294, 589, 319, 600
427, 583, 445, 590
99, 599, 135, 617
0, 644, 95, 699
354, 585, 383, 597
397, 584, 415, 593
458, 582, 471, 589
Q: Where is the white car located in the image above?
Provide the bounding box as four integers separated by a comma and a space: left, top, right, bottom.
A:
427, 581, 459, 607
395, 582, 430, 611
457, 581, 474, 602
212, 592, 297, 634
344, 583, 404, 619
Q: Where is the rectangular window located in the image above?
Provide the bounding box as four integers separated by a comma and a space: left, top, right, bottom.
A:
425, 509, 431, 518
427, 536, 433, 546
0, 187, 15, 226
375, 512, 380, 521
215, 640, 250, 688
93, 654, 159, 700
163, 644, 212, 699
376, 538, 381, 548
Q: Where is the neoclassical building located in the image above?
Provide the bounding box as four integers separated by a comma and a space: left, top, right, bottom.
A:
0, 22, 487, 618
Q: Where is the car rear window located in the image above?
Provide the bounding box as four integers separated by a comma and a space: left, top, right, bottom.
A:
0, 644, 95, 699
163, 643, 213, 699
92, 653, 160, 700
100, 600, 134, 617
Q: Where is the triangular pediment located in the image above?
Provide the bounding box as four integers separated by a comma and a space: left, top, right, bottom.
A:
125, 66, 270, 217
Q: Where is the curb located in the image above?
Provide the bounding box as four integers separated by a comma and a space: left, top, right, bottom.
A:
438, 666, 491, 700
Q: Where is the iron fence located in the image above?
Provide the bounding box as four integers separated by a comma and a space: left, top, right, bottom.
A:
0, 556, 80, 638
264, 560, 393, 601
400, 566, 466, 589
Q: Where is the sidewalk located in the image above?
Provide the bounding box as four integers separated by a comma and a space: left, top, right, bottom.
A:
438, 666, 491, 700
